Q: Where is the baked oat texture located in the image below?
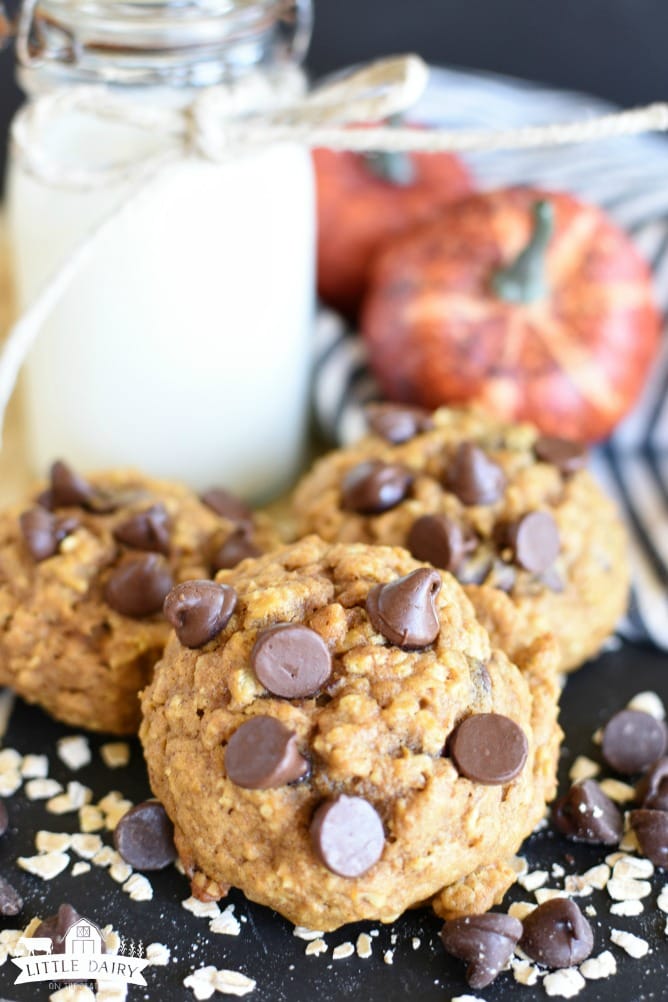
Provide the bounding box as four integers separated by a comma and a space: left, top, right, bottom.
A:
0, 469, 280, 734
292, 407, 629, 673
140, 535, 562, 930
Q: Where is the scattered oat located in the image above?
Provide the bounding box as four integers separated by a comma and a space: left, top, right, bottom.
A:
71, 861, 91, 876
102, 925, 121, 954
104, 800, 133, 830
92, 846, 122, 868
332, 942, 354, 960
356, 933, 373, 958
79, 804, 105, 833
71, 833, 103, 859
210, 906, 241, 937
592, 727, 603, 745
610, 900, 644, 916
552, 863, 566, 879
18, 850, 70, 879
511, 956, 541, 986
508, 901, 536, 921
585, 906, 597, 917
383, 949, 394, 965
565, 864, 610, 895
579, 950, 617, 980
109, 859, 133, 883
305, 938, 327, 957
293, 926, 324, 941
411, 937, 421, 950
627, 690, 665, 719
100, 742, 131, 768
47, 781, 92, 814
519, 869, 548, 892
569, 756, 600, 783
534, 888, 568, 905
184, 966, 219, 1000
0, 767, 22, 796
96, 982, 128, 1002
146, 942, 171, 966
0, 748, 21, 770
598, 779, 636, 804
450, 996, 487, 1002
57, 735, 91, 771
25, 777, 63, 800
183, 896, 221, 919
619, 828, 639, 852
49, 986, 96, 1002
122, 873, 153, 902
214, 969, 256, 997
21, 753, 48, 778
35, 830, 72, 853
510, 856, 529, 877
657, 885, 668, 913
607, 876, 651, 901
613, 856, 654, 880
610, 929, 650, 958
543, 967, 586, 997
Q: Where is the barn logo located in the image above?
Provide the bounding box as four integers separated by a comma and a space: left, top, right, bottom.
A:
12, 915, 149, 987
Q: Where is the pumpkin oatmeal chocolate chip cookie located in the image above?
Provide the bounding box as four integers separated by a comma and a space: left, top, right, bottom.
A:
140, 535, 561, 931
291, 406, 629, 674
0, 461, 280, 734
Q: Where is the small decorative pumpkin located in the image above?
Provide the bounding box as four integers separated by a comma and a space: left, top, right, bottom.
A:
361, 186, 662, 442
314, 136, 473, 318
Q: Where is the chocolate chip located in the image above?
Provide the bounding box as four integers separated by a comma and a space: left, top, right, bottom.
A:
407, 514, 475, 572
341, 460, 413, 514
506, 511, 560, 573
535, 436, 588, 475
163, 580, 237, 648
629, 809, 668, 868
225, 715, 309, 789
105, 553, 174, 618
211, 528, 261, 572
114, 800, 177, 870
50, 460, 94, 507
449, 713, 528, 785
366, 567, 441, 648
0, 875, 23, 917
201, 487, 254, 528
113, 504, 170, 555
251, 623, 332, 698
520, 898, 594, 968
440, 913, 523, 989
0, 799, 7, 835
19, 507, 77, 562
602, 709, 667, 775
552, 779, 624, 845
35, 904, 88, 954
636, 757, 668, 811
310, 795, 384, 878
365, 403, 434, 444
447, 443, 506, 506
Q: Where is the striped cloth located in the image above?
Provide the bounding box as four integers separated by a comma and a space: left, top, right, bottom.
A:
312, 66, 668, 650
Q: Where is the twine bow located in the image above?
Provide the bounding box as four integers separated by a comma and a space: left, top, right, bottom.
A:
2, 52, 668, 445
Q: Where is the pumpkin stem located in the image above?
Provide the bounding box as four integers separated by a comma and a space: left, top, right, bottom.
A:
492, 200, 555, 304
363, 115, 416, 186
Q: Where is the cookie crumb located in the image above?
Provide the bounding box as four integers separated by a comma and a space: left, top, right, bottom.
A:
610, 929, 650, 958
543, 967, 586, 997
332, 942, 354, 960
57, 735, 91, 771
305, 938, 327, 957
100, 742, 131, 769
579, 950, 617, 980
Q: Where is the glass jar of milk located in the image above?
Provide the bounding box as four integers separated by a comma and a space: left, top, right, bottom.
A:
7, 0, 315, 500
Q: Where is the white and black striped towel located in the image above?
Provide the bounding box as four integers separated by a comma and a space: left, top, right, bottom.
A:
312, 66, 668, 650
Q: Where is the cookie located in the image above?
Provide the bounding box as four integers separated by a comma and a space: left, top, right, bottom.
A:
140, 535, 561, 931
0, 461, 280, 734
292, 406, 629, 673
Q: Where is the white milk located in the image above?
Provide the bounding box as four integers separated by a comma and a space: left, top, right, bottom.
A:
8, 102, 315, 500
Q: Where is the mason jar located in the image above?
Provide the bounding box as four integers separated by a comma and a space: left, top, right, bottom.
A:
6, 0, 315, 500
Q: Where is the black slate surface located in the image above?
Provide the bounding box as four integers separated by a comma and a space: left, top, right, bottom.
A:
0, 641, 667, 1002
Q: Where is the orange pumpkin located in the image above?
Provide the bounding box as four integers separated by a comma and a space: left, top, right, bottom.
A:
361, 186, 662, 442
314, 141, 473, 319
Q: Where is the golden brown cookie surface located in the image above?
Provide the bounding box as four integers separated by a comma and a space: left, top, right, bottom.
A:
0, 462, 280, 734
292, 407, 629, 673
140, 535, 561, 930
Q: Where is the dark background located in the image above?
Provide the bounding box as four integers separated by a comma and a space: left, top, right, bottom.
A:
0, 0, 667, 186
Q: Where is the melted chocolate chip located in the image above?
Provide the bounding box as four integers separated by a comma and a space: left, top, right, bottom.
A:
440, 913, 523, 989
113, 504, 170, 555
552, 779, 624, 845
0, 874, 23, 917
114, 801, 177, 871
446, 443, 506, 506
225, 715, 309, 789
506, 511, 560, 573
629, 809, 668, 868
201, 487, 254, 528
341, 460, 413, 514
310, 795, 384, 878
636, 757, 668, 811
35, 904, 91, 954
520, 899, 594, 968
105, 553, 174, 618
365, 403, 435, 444
211, 528, 261, 572
0, 799, 7, 836
449, 713, 528, 785
366, 568, 441, 648
602, 709, 667, 775
251, 623, 332, 698
407, 514, 475, 572
19, 508, 77, 562
164, 580, 237, 648
535, 436, 588, 475
50, 460, 94, 508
